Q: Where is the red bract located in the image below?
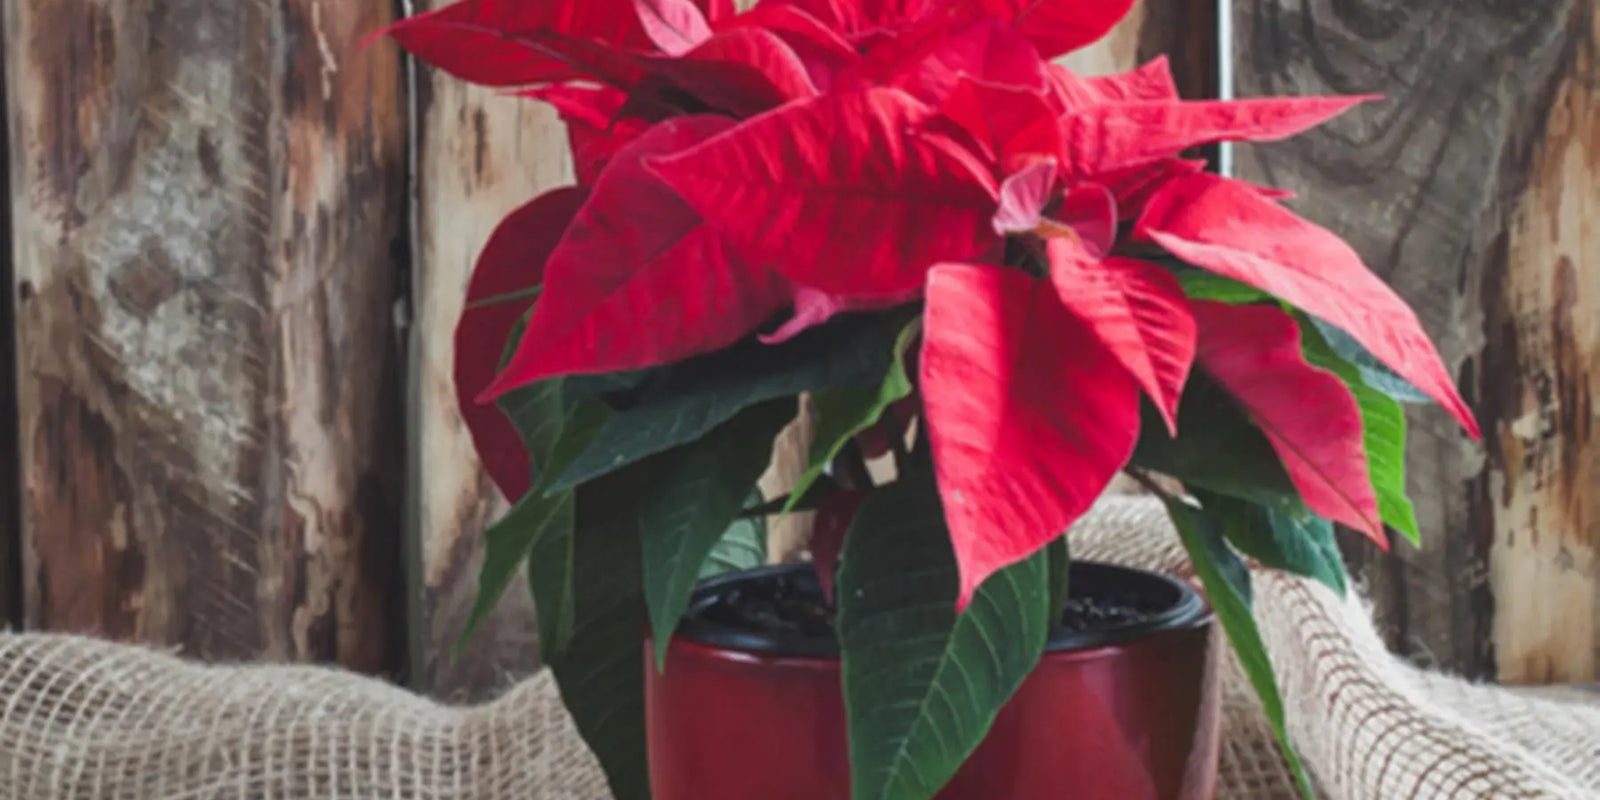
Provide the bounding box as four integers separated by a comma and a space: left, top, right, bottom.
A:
1048, 242, 1195, 434
1137, 172, 1481, 438
921, 263, 1140, 608
1057, 96, 1377, 178
454, 187, 590, 500
518, 84, 646, 184
938, 77, 1059, 170
854, 17, 1046, 104
1190, 301, 1384, 545
377, 0, 652, 88
647, 88, 1000, 304
972, 0, 1136, 59
1044, 57, 1179, 111
645, 27, 820, 116
481, 116, 790, 399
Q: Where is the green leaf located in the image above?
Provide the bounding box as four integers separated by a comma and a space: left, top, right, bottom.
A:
1047, 534, 1070, 625
738, 475, 838, 518
545, 462, 656, 800
838, 471, 1052, 800
549, 314, 904, 492
641, 399, 796, 668
1130, 379, 1301, 508
787, 318, 921, 513
1193, 490, 1347, 598
1307, 316, 1430, 404
1300, 321, 1420, 545
1162, 497, 1313, 799
1178, 270, 1272, 304
459, 383, 613, 656
700, 506, 767, 580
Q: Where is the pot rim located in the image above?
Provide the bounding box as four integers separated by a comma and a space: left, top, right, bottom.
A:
674, 560, 1210, 659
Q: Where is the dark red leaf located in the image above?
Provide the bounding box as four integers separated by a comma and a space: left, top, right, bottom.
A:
970, 0, 1136, 59
992, 160, 1058, 234
1190, 301, 1384, 545
481, 116, 790, 399
636, 0, 712, 55
455, 187, 590, 500
378, 0, 650, 88
921, 263, 1140, 608
811, 489, 865, 604
1058, 96, 1377, 178
1136, 172, 1480, 439
647, 88, 1000, 302
644, 27, 818, 116
1047, 242, 1195, 433
518, 84, 648, 184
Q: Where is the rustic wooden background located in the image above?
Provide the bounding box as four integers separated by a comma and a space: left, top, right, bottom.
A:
0, 0, 1593, 701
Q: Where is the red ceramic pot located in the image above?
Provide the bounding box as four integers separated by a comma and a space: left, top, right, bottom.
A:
646, 561, 1221, 800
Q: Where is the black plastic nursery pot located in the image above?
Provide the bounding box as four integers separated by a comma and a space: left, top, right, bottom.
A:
645, 560, 1222, 800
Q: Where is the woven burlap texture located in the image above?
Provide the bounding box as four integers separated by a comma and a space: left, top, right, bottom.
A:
3, 496, 1597, 799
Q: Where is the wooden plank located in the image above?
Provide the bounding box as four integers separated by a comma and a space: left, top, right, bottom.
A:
1231, 0, 1598, 681
406, 6, 573, 701
0, 26, 13, 628
5, 0, 408, 673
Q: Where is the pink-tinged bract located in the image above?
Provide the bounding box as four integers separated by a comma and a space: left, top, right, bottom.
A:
647, 88, 1001, 302
636, 0, 713, 56
992, 160, 1059, 234
1190, 301, 1385, 545
921, 263, 1140, 609
480, 116, 790, 400
1137, 172, 1481, 439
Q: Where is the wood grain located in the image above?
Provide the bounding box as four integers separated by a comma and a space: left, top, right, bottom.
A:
405, 4, 573, 700
1231, 0, 1597, 681
0, 24, 13, 628
5, 0, 408, 672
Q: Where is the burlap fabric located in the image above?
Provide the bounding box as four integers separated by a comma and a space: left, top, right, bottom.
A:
3, 496, 1597, 799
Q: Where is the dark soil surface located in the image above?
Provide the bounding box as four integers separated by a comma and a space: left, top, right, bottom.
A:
688, 567, 1173, 642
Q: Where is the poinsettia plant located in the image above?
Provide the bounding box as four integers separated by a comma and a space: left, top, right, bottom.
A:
378, 0, 1480, 798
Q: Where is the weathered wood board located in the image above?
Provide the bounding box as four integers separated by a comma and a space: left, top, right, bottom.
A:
405, 2, 574, 700
4, 0, 408, 673
1232, 0, 1599, 682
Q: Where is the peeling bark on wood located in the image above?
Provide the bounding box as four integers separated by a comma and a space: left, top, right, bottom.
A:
406, 3, 573, 701
5, 0, 408, 673
1232, 0, 1596, 681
